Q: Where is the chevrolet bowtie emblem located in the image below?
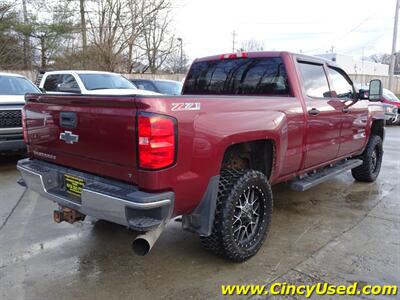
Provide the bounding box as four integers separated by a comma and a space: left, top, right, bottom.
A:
60, 131, 79, 144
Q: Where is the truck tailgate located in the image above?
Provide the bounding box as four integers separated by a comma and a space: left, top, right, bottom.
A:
24, 94, 138, 183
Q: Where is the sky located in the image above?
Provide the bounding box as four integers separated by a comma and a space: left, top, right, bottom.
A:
171, 0, 396, 61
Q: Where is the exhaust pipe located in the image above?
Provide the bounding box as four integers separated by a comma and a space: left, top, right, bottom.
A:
132, 223, 166, 256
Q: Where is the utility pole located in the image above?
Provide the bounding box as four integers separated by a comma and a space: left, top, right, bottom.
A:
79, 0, 87, 67
232, 30, 237, 52
177, 37, 183, 73
389, 0, 400, 90
22, 0, 30, 70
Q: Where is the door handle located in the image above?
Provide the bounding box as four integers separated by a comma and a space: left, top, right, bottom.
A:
60, 112, 77, 129
342, 107, 350, 113
308, 108, 320, 116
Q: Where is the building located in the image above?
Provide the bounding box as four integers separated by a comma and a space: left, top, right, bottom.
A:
316, 53, 389, 76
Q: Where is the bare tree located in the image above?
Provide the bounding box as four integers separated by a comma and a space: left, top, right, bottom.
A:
240, 39, 265, 52
123, 0, 170, 73
79, 0, 87, 65
368, 53, 391, 65
86, 0, 129, 71
164, 47, 189, 73
139, 0, 176, 73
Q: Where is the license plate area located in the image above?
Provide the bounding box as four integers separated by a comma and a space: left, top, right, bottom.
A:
64, 174, 85, 199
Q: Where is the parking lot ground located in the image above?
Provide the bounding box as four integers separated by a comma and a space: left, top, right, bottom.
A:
0, 128, 399, 300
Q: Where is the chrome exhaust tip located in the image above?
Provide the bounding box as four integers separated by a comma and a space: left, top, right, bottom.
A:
131, 224, 165, 256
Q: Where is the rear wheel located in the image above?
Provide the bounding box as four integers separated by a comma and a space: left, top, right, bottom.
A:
201, 169, 273, 262
351, 135, 383, 182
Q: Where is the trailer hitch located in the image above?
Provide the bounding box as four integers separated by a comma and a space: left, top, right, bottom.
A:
53, 207, 86, 224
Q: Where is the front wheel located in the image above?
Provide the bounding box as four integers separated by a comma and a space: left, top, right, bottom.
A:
201, 169, 273, 262
351, 135, 383, 182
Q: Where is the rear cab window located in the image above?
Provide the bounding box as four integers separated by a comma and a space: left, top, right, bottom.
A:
43, 74, 62, 92
183, 57, 290, 96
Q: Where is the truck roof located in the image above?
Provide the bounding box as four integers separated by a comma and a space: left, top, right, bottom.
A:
43, 70, 120, 76
194, 51, 338, 67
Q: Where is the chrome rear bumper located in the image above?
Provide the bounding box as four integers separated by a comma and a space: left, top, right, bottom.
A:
17, 158, 174, 230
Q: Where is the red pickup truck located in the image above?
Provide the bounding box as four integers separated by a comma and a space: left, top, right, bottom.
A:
18, 52, 385, 262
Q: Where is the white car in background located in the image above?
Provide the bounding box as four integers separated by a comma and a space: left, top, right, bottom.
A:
38, 71, 159, 95
0, 72, 41, 152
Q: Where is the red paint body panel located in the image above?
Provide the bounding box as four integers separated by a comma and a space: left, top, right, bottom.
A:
23, 52, 385, 216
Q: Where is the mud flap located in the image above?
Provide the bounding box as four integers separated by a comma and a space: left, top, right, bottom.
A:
182, 175, 220, 236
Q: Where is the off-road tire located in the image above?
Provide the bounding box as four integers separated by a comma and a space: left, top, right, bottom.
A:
351, 135, 383, 182
201, 169, 273, 262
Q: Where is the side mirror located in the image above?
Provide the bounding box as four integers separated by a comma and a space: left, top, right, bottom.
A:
57, 83, 81, 94
369, 79, 383, 102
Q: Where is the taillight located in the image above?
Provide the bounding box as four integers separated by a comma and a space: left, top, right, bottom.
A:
137, 113, 176, 170
21, 107, 29, 144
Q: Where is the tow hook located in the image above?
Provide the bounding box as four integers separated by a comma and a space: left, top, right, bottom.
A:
53, 207, 86, 224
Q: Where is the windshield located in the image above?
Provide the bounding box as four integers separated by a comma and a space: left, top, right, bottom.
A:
0, 75, 40, 95
79, 73, 137, 90
154, 81, 182, 95
383, 89, 400, 102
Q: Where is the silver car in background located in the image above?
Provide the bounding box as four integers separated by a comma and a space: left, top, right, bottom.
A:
0, 72, 41, 153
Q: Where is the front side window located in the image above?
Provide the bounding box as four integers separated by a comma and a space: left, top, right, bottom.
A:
79, 74, 137, 90
183, 57, 290, 96
0, 76, 40, 95
298, 62, 331, 98
328, 67, 354, 99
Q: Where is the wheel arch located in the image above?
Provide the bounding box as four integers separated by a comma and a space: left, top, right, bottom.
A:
220, 139, 276, 180
370, 119, 385, 141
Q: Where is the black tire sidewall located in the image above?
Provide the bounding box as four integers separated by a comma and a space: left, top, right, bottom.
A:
364, 135, 383, 180
220, 171, 273, 261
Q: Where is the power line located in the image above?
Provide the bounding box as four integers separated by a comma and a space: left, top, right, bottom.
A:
303, 11, 378, 53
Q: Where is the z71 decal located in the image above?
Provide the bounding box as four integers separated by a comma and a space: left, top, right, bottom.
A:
171, 102, 201, 111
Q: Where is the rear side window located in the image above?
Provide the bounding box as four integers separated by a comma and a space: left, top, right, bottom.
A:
43, 74, 62, 91
183, 57, 290, 96
61, 74, 80, 90
298, 62, 331, 98
327, 67, 354, 99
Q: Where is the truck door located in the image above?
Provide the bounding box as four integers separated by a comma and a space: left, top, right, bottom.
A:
326, 66, 368, 156
297, 61, 343, 168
